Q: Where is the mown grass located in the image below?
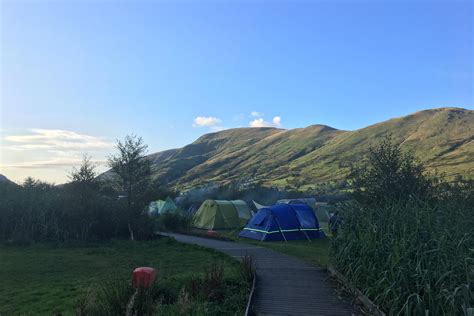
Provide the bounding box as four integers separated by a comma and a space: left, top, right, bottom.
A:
0, 238, 248, 315
189, 224, 332, 267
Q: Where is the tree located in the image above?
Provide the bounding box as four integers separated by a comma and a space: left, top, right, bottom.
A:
67, 154, 99, 240
350, 136, 433, 207
108, 135, 152, 240
69, 154, 96, 184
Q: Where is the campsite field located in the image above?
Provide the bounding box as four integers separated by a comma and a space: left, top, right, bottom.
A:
0, 238, 249, 315
189, 223, 332, 267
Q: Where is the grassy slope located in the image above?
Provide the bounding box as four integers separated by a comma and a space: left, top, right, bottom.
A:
0, 239, 246, 315
288, 107, 474, 184
100, 107, 473, 188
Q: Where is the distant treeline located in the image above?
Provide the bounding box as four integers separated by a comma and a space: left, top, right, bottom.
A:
0, 136, 175, 242
0, 175, 344, 242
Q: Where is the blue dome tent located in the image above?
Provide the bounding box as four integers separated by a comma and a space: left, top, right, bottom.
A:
238, 203, 325, 241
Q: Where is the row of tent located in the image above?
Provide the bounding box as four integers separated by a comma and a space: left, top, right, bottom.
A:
148, 197, 326, 241
192, 199, 325, 241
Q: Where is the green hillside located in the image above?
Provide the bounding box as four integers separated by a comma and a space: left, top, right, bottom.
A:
101, 107, 473, 189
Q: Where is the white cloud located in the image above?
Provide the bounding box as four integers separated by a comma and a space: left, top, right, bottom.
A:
250, 111, 264, 117
272, 116, 282, 127
249, 118, 266, 127
1, 129, 113, 181
1, 157, 107, 169
192, 116, 222, 127
249, 116, 283, 128
4, 129, 113, 151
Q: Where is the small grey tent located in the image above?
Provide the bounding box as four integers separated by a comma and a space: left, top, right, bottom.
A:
253, 200, 269, 210
149, 197, 178, 215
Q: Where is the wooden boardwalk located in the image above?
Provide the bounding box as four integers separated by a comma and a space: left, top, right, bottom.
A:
162, 233, 354, 315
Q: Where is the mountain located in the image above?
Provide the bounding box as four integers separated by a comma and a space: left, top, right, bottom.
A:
101, 107, 474, 189
0, 174, 15, 185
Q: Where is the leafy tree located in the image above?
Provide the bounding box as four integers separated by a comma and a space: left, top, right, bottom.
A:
67, 155, 101, 240
69, 154, 96, 184
108, 135, 152, 240
350, 136, 433, 207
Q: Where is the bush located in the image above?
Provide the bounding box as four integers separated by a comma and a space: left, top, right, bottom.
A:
331, 138, 474, 315
154, 212, 191, 232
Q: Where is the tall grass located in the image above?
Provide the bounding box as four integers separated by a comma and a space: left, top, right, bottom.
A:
76, 259, 253, 315
331, 138, 473, 315
332, 198, 473, 314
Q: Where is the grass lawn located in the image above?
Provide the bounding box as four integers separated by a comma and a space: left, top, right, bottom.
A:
0, 237, 248, 315
239, 237, 331, 267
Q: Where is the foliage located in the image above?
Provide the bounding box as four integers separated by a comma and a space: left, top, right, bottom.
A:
350, 136, 433, 207
154, 212, 191, 232
0, 176, 117, 242
76, 260, 250, 315
239, 254, 256, 284
0, 150, 161, 242
331, 138, 474, 315
108, 135, 153, 240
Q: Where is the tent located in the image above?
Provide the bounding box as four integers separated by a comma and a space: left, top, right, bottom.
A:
253, 200, 269, 210
192, 200, 252, 230
278, 198, 330, 222
278, 198, 316, 209
186, 204, 199, 217
314, 202, 332, 222
149, 197, 178, 215
239, 203, 325, 241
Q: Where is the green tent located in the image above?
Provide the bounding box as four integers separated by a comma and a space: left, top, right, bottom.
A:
149, 196, 178, 215
192, 199, 252, 230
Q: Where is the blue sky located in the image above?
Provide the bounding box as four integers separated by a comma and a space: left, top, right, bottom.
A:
1, 0, 472, 183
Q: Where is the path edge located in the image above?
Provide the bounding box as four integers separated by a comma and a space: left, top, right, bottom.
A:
328, 266, 386, 316
244, 270, 257, 316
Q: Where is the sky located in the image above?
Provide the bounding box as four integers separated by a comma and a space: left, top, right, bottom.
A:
1, 0, 472, 184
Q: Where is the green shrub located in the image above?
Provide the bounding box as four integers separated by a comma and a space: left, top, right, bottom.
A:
155, 212, 191, 231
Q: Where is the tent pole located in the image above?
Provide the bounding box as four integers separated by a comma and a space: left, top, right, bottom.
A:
274, 216, 288, 243
301, 228, 312, 242
288, 204, 312, 242
260, 218, 270, 242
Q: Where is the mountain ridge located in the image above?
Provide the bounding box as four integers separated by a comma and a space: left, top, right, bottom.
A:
100, 107, 473, 189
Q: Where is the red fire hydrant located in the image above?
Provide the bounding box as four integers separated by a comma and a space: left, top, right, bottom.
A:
132, 267, 156, 289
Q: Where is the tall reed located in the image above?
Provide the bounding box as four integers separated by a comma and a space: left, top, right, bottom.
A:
331, 194, 473, 315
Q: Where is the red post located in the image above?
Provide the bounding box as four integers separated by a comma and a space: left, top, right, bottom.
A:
132, 267, 156, 289
207, 230, 220, 238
